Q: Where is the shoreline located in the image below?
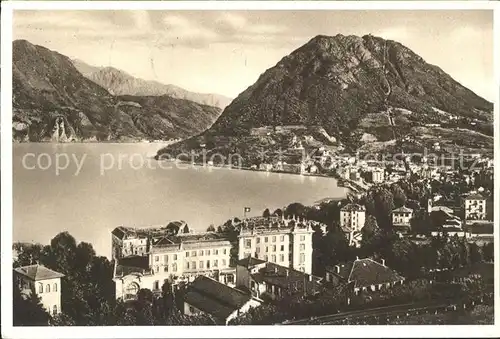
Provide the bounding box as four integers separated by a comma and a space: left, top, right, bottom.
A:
158, 158, 363, 193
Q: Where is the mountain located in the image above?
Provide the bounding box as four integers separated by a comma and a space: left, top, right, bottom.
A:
72, 60, 233, 110
158, 34, 493, 160
12, 40, 222, 142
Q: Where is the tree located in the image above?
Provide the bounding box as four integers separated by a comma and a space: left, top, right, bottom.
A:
165, 222, 181, 236
273, 208, 283, 217
206, 224, 216, 232
262, 208, 271, 218
285, 203, 307, 218
361, 215, 380, 248
13, 284, 50, 326
469, 243, 483, 264
391, 184, 407, 208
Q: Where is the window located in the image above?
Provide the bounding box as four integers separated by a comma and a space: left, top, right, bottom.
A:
173, 254, 177, 260
256, 247, 260, 253
199, 250, 204, 256
271, 255, 276, 262
207, 260, 211, 269
53, 283, 57, 292
172, 263, 177, 272
265, 237, 269, 243
272, 236, 276, 242
214, 260, 218, 268
299, 253, 305, 264
264, 255, 268, 261
272, 245, 276, 252
300, 235, 305, 241
266, 246, 269, 253
186, 262, 190, 269
192, 251, 196, 257
164, 255, 168, 263
155, 266, 159, 273
200, 261, 204, 269
223, 249, 227, 255
300, 244, 306, 251
155, 255, 159, 262
280, 236, 284, 242
186, 252, 190, 257
245, 239, 252, 249
280, 245, 284, 251
192, 261, 196, 270
153, 280, 159, 290
214, 249, 218, 255
39, 284, 43, 293
207, 250, 211, 256
256, 238, 261, 244
222, 259, 226, 267
164, 266, 169, 272
53, 305, 58, 315
46, 284, 50, 293
280, 254, 285, 262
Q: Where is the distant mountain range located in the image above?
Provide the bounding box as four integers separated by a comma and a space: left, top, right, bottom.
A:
159, 34, 493, 159
72, 59, 232, 110
12, 40, 223, 142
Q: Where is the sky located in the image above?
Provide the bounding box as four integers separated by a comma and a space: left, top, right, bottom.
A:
13, 10, 494, 100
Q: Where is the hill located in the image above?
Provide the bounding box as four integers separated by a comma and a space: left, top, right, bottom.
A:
72, 60, 233, 109
12, 40, 221, 142
158, 34, 493, 162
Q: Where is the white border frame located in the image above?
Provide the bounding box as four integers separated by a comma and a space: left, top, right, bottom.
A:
1, 1, 499, 338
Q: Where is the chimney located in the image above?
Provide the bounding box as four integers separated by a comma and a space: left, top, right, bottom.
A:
381, 259, 386, 266
335, 265, 340, 274
309, 275, 313, 282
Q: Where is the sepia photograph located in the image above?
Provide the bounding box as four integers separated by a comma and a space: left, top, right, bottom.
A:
1, 1, 499, 337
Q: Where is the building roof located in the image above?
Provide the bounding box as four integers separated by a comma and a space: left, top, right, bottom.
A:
111, 226, 129, 240
465, 193, 485, 200
14, 264, 64, 281
392, 206, 413, 213
238, 216, 320, 236
341, 204, 366, 212
430, 206, 454, 214
114, 256, 150, 278
465, 223, 494, 235
237, 257, 266, 268
249, 261, 322, 295
327, 258, 403, 289
184, 276, 253, 321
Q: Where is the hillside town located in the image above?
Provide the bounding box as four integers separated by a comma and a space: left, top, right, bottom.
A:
13, 151, 494, 325
9, 8, 496, 331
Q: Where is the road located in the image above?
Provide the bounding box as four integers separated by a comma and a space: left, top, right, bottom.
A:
282, 301, 455, 325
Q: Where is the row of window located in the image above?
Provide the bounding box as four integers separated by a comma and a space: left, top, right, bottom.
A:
185, 248, 227, 258
154, 248, 229, 263
186, 259, 226, 270
38, 283, 58, 294
153, 258, 227, 273
154, 263, 178, 273
262, 254, 285, 263
244, 235, 307, 249
155, 253, 178, 262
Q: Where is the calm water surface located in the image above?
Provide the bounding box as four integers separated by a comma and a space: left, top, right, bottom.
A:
13, 143, 347, 257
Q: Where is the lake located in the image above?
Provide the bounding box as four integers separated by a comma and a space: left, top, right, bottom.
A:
13, 143, 347, 257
